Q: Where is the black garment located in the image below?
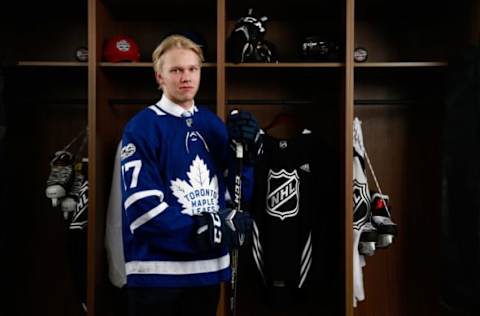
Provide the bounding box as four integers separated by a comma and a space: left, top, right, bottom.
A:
127, 285, 220, 316
441, 45, 480, 315
0, 65, 6, 261
250, 129, 326, 307
66, 160, 89, 311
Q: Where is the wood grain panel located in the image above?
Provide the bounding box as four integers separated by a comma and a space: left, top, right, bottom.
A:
353, 103, 442, 316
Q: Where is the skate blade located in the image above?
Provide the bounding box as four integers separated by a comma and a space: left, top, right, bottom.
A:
376, 234, 394, 248
61, 198, 77, 213
46, 185, 66, 200
359, 241, 376, 256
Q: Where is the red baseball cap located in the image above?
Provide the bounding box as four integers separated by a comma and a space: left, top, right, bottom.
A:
103, 35, 140, 62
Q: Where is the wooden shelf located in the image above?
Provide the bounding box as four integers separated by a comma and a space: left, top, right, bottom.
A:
99, 62, 217, 68
17, 61, 87, 67
355, 61, 448, 68
226, 62, 344, 68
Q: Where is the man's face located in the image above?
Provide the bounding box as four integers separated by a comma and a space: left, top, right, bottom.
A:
156, 48, 201, 109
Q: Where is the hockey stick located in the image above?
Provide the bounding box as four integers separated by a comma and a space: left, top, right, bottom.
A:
230, 139, 243, 316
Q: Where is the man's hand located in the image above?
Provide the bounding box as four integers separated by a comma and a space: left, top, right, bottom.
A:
194, 208, 253, 251
226, 110, 262, 165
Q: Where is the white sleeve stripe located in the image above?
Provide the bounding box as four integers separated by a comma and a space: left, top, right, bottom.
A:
298, 256, 312, 288
252, 221, 263, 253
300, 232, 312, 261
252, 234, 264, 265
124, 190, 164, 209
130, 202, 169, 233
252, 246, 266, 284
300, 242, 312, 276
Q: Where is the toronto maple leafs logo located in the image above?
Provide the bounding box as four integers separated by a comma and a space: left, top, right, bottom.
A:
170, 156, 219, 216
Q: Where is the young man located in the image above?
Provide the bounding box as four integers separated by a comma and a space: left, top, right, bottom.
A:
120, 34, 260, 316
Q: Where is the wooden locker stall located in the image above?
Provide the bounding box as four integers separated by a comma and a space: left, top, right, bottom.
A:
1, 1, 88, 316
224, 1, 346, 315
87, 0, 219, 315
352, 1, 477, 316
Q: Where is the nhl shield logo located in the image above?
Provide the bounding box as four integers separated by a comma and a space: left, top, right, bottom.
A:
266, 169, 300, 220
353, 179, 370, 229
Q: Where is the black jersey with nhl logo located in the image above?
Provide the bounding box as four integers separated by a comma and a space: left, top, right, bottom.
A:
251, 129, 315, 289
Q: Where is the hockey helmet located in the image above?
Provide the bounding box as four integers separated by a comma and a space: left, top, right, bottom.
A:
227, 8, 273, 63
300, 36, 340, 62
103, 35, 140, 62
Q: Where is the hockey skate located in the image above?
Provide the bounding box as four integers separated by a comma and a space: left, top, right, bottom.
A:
61, 159, 88, 219
370, 192, 397, 248
61, 173, 84, 219
45, 150, 74, 207
358, 221, 378, 256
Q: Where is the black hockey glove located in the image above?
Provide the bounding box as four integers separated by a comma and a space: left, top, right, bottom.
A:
194, 208, 253, 251
226, 110, 262, 165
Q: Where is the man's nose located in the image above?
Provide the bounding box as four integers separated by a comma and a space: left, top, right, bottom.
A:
181, 72, 191, 82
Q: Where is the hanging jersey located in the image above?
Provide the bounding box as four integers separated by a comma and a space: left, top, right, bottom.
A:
66, 158, 88, 311
251, 129, 315, 291
105, 143, 126, 288
353, 117, 369, 306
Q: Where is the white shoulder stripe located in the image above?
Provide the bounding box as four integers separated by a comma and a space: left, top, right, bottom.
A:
130, 202, 169, 233
148, 105, 166, 116
125, 190, 164, 209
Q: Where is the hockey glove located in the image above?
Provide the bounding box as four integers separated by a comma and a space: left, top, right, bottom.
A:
194, 209, 253, 251
226, 110, 262, 165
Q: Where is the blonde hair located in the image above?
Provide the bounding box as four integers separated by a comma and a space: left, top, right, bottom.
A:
152, 34, 204, 73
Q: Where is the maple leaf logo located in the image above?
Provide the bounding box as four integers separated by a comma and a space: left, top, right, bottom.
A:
170, 156, 219, 216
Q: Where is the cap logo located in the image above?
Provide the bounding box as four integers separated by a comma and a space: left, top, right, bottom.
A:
116, 40, 131, 52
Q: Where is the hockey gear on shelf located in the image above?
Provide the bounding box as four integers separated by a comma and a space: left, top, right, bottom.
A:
103, 35, 140, 63
354, 47, 368, 62
226, 8, 277, 63
250, 40, 277, 63
45, 150, 74, 207
300, 36, 340, 62
194, 208, 252, 251
370, 192, 397, 248
75, 47, 88, 62
226, 109, 262, 165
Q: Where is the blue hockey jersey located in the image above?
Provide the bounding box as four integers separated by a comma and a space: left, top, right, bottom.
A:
120, 95, 253, 288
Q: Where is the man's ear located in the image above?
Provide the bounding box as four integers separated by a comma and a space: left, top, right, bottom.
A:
155, 71, 164, 87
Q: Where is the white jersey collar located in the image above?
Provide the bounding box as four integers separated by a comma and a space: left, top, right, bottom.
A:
156, 94, 198, 118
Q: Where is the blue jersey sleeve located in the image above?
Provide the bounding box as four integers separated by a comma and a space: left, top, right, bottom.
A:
120, 119, 198, 255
